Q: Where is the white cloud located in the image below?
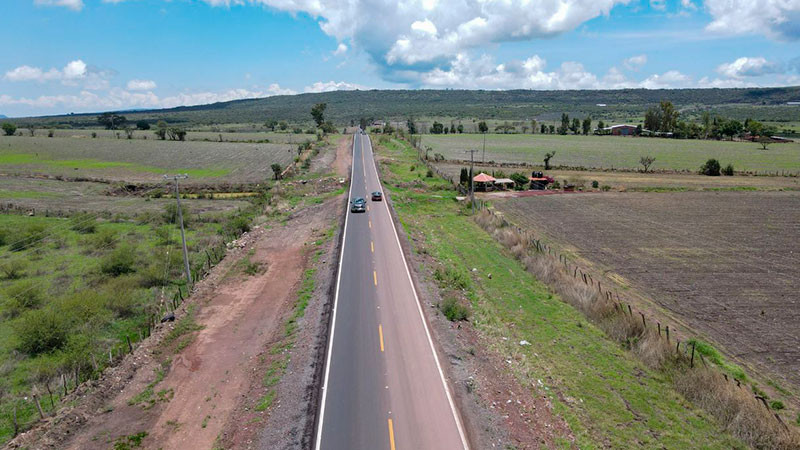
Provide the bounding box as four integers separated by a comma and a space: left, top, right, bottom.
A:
34, 0, 84, 11
5, 60, 87, 83
716, 57, 782, 78
650, 0, 666, 11
333, 43, 348, 56
623, 54, 647, 71
640, 70, 691, 89
127, 79, 157, 91
681, 0, 697, 10
303, 80, 367, 93
705, 0, 800, 41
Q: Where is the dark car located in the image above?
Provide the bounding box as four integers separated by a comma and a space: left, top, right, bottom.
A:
350, 197, 366, 213
371, 191, 383, 201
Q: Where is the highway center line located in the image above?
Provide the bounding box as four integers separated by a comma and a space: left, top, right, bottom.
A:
371, 241, 374, 253
373, 270, 378, 286
368, 220, 372, 229
388, 418, 396, 450
379, 324, 385, 352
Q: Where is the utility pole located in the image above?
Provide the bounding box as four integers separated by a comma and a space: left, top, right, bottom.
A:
165, 174, 192, 286
482, 131, 486, 164
465, 149, 478, 215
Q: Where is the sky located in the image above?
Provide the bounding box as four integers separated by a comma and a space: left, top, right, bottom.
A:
1, 0, 799, 117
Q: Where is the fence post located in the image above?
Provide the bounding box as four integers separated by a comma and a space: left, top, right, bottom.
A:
665, 325, 670, 343
690, 342, 696, 368
126, 336, 133, 353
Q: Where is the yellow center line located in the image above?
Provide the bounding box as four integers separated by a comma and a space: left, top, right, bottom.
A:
371, 241, 374, 253
388, 418, 396, 450
373, 270, 378, 286
379, 324, 384, 352
368, 220, 372, 229
367, 205, 370, 211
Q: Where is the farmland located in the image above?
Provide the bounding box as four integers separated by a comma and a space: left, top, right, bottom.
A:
15, 128, 317, 144
422, 133, 800, 173
0, 135, 299, 183
494, 191, 800, 397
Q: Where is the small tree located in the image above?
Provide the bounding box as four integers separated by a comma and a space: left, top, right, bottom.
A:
582, 117, 591, 135
271, 163, 282, 180
2, 122, 17, 136
154, 121, 167, 140
430, 122, 444, 134
510, 172, 529, 190
407, 118, 417, 135
311, 103, 327, 127
167, 127, 186, 141
722, 163, 734, 176
540, 123, 547, 134
459, 167, 469, 185
478, 121, 488, 134
757, 136, 772, 150
543, 151, 556, 170
124, 126, 134, 140
278, 121, 288, 131
28, 127, 36, 137
570, 118, 580, 135
457, 124, 464, 133
136, 120, 150, 130
639, 155, 655, 173
700, 158, 721, 176
265, 119, 278, 131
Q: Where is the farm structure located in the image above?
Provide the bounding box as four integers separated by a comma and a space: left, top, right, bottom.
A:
602, 124, 638, 136
494, 191, 800, 393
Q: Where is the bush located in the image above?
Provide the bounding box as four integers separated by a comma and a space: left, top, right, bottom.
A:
70, 212, 97, 234
770, 400, 785, 410
700, 158, 721, 176
426, 169, 434, 178
222, 215, 251, 237
0, 257, 28, 279
601, 185, 611, 192
510, 172, 529, 190
440, 297, 470, 322
14, 308, 70, 355
163, 203, 190, 225
100, 244, 137, 276
592, 180, 599, 188
433, 267, 470, 290
9, 223, 46, 251
3, 279, 45, 317
2, 122, 17, 136
722, 163, 734, 176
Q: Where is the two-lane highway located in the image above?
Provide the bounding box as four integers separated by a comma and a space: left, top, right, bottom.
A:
315, 133, 469, 450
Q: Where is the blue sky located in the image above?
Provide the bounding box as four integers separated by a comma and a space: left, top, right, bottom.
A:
1, 0, 798, 117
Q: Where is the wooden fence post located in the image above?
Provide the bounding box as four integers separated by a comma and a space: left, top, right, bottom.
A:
126, 336, 133, 354
665, 326, 670, 343
32, 390, 44, 419
690, 342, 696, 368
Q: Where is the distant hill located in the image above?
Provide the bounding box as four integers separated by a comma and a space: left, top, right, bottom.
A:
11, 87, 800, 127
0, 115, 7, 119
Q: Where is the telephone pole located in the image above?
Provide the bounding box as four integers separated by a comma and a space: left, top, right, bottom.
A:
465, 149, 478, 215
165, 174, 192, 287
482, 131, 486, 164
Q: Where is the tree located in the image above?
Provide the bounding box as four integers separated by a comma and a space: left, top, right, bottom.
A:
154, 121, 167, 140
167, 127, 187, 141
2, 122, 17, 136
449, 123, 456, 134
265, 119, 278, 131
321, 121, 337, 134
745, 118, 763, 136
701, 111, 712, 138
478, 121, 488, 134
582, 117, 591, 135
548, 125, 555, 134
700, 158, 721, 176
278, 121, 288, 131
430, 121, 444, 134
720, 119, 743, 140
540, 123, 547, 134
644, 107, 661, 132
457, 124, 464, 133
459, 167, 469, 185
757, 136, 772, 150
530, 119, 537, 134
543, 151, 556, 170
124, 126, 134, 139
97, 113, 127, 130
570, 118, 580, 135
136, 120, 150, 130
597, 120, 605, 133
271, 163, 282, 180
639, 155, 655, 173
559, 113, 569, 135
407, 118, 417, 135
510, 172, 529, 190
311, 103, 327, 127
659, 100, 678, 133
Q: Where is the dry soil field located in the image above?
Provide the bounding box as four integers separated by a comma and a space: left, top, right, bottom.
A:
495, 191, 800, 393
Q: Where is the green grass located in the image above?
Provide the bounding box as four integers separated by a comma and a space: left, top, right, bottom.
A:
254, 390, 276, 412
422, 133, 800, 172
378, 137, 744, 448
687, 339, 748, 381
0, 153, 229, 178
0, 189, 60, 199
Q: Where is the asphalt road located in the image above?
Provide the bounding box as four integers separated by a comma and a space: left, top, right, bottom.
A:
315, 133, 469, 450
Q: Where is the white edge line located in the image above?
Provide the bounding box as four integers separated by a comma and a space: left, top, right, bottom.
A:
365, 135, 471, 450
314, 133, 357, 450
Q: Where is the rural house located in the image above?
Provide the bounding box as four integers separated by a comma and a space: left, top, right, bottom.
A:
603, 124, 638, 136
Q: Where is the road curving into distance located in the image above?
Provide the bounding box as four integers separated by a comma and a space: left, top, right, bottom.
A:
315, 133, 469, 450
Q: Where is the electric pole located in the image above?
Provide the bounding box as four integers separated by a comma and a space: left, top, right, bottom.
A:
165, 174, 192, 287
465, 149, 478, 215
482, 131, 486, 164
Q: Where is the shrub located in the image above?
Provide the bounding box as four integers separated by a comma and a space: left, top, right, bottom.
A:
101, 277, 142, 318
163, 203, 190, 225
2, 122, 17, 136
14, 308, 70, 355
91, 132, 97, 138
9, 223, 46, 251
410, 165, 415, 172
100, 244, 137, 276
592, 180, 599, 188
433, 266, 470, 290
426, 169, 434, 178
700, 158, 721, 176
0, 258, 27, 279
70, 212, 97, 234
601, 185, 611, 192
770, 400, 785, 410
222, 215, 251, 237
510, 172, 529, 190
3, 279, 45, 317
440, 297, 470, 321
722, 163, 734, 176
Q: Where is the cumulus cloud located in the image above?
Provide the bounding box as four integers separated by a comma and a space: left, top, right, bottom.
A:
639, 70, 691, 89
623, 54, 647, 71
303, 80, 367, 93
34, 0, 84, 11
127, 79, 157, 91
716, 57, 783, 78
5, 60, 87, 82
333, 43, 348, 56
705, 0, 800, 41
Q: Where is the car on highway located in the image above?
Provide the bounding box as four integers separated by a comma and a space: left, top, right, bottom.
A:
350, 197, 366, 213
371, 191, 383, 201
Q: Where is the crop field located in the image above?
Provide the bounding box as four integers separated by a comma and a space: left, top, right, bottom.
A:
422, 134, 800, 173
494, 191, 800, 394
0, 135, 297, 183
433, 162, 800, 191
15, 128, 317, 144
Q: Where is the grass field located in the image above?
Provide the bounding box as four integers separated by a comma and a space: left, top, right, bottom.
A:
422, 133, 800, 173
494, 191, 800, 400
15, 128, 317, 145
0, 135, 299, 183
375, 137, 745, 448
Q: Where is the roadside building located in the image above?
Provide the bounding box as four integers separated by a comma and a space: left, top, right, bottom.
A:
493, 178, 515, 190
603, 124, 638, 136
472, 173, 496, 191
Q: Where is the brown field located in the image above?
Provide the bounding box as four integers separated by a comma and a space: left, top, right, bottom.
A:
434, 162, 800, 191
494, 191, 800, 393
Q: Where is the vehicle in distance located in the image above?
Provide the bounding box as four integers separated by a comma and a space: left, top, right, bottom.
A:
350, 197, 366, 213
371, 191, 383, 201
